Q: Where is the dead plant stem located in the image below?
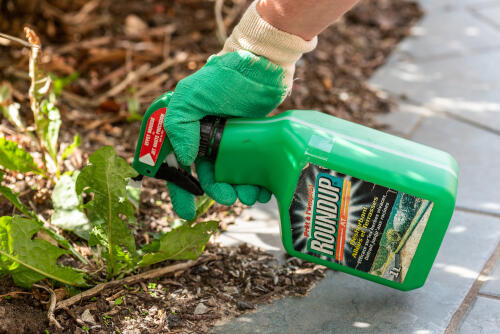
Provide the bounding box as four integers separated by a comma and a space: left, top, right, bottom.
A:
33, 283, 63, 330
55, 255, 216, 310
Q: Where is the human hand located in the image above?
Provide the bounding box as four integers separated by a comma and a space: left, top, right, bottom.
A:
161, 51, 285, 220
160, 0, 317, 220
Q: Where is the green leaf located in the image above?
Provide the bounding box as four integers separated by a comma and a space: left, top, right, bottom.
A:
51, 172, 90, 240
88, 225, 135, 277
49, 72, 79, 97
0, 173, 87, 264
0, 137, 42, 174
0, 83, 25, 130
139, 220, 218, 267
76, 146, 138, 278
126, 181, 141, 213
126, 95, 142, 122
61, 134, 81, 161
38, 99, 61, 163
169, 195, 215, 229
191, 195, 215, 222
0, 216, 87, 287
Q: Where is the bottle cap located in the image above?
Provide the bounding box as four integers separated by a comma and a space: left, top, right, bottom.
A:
199, 117, 226, 160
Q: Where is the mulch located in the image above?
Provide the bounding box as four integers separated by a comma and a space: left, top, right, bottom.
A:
0, 0, 423, 333
1, 244, 326, 334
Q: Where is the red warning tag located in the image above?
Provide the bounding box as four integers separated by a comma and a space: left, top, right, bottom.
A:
138, 108, 167, 167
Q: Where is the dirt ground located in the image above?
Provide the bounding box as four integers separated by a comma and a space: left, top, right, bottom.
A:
0, 0, 423, 333
0, 244, 327, 334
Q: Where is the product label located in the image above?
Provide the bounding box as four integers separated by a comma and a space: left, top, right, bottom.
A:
138, 108, 167, 166
289, 163, 433, 283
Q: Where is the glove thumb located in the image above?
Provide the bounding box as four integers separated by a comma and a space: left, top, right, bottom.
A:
164, 95, 202, 166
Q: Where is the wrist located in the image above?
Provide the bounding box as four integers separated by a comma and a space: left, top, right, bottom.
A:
219, 0, 317, 90
256, 0, 315, 41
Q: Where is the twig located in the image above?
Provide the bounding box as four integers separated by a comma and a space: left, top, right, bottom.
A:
135, 73, 169, 98
98, 63, 150, 102
145, 53, 205, 78
62, 307, 86, 327
0, 291, 33, 300
33, 284, 63, 330
215, 0, 227, 44
152, 309, 167, 334
163, 29, 172, 60
90, 65, 128, 91
0, 32, 41, 49
61, 90, 100, 109
224, 0, 247, 28
105, 289, 125, 302
81, 112, 128, 131
148, 24, 176, 38
56, 36, 112, 54
55, 255, 216, 310
63, 0, 101, 25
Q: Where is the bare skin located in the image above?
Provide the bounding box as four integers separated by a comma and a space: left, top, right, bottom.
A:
257, 0, 360, 41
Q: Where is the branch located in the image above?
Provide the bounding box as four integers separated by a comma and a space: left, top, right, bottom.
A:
215, 0, 227, 44
33, 284, 63, 330
55, 255, 216, 310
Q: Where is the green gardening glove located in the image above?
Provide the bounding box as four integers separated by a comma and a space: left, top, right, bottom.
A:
162, 50, 288, 220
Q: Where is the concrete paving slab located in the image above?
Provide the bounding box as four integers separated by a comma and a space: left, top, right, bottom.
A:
410, 113, 500, 215
217, 198, 285, 258
215, 210, 500, 334
394, 8, 500, 61
370, 49, 500, 133
418, 0, 500, 12
457, 297, 500, 333
374, 102, 431, 137
471, 3, 500, 30
480, 255, 500, 297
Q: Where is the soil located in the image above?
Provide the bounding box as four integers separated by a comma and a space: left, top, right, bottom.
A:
0, 244, 326, 334
0, 0, 423, 333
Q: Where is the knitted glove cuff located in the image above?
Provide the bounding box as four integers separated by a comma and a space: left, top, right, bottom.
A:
219, 0, 317, 90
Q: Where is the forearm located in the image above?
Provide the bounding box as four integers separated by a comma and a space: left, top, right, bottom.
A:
220, 0, 359, 90
257, 0, 360, 40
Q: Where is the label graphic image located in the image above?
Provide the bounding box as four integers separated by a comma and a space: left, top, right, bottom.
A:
289, 163, 434, 283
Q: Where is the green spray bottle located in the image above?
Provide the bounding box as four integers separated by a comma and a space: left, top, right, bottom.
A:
133, 100, 458, 291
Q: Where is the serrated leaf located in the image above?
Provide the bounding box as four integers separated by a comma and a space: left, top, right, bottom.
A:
139, 220, 218, 267
88, 225, 135, 278
76, 146, 138, 277
51, 172, 90, 240
38, 99, 61, 163
0, 83, 25, 130
0, 137, 42, 174
0, 172, 87, 264
0, 216, 87, 287
61, 134, 81, 161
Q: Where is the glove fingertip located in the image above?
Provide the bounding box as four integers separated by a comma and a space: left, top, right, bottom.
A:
257, 187, 272, 203
208, 183, 238, 206
235, 185, 259, 206
167, 182, 196, 220
196, 158, 237, 206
